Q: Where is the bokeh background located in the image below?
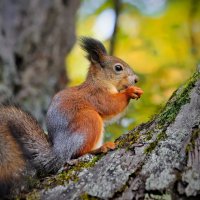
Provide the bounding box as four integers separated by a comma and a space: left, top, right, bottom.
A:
67, 0, 200, 141
0, 0, 199, 142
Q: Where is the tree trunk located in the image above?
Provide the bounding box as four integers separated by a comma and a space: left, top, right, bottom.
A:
21, 69, 200, 200
0, 0, 80, 126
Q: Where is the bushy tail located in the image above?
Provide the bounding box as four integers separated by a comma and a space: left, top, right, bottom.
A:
0, 106, 60, 195
0, 121, 26, 196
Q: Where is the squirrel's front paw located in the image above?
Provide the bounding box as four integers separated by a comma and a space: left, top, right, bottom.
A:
126, 86, 143, 99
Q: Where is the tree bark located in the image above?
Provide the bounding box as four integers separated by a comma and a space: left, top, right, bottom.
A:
0, 0, 80, 126
21, 69, 200, 200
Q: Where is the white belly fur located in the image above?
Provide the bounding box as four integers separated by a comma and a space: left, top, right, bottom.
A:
93, 126, 104, 150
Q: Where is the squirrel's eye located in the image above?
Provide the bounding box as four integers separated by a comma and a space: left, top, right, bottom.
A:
114, 64, 123, 72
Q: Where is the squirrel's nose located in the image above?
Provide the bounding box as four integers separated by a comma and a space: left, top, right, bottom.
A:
134, 76, 139, 83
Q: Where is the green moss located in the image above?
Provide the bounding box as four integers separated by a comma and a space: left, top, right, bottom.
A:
144, 132, 167, 154
25, 190, 40, 200
144, 127, 156, 142
80, 193, 98, 200
25, 176, 40, 189
145, 132, 153, 141
14, 177, 41, 200
41, 155, 103, 189
116, 130, 140, 148
144, 72, 200, 154
22, 155, 103, 199
157, 72, 200, 127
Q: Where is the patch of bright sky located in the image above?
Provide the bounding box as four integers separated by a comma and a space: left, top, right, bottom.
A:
93, 9, 116, 41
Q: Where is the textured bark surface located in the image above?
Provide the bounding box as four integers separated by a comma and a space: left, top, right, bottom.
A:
22, 69, 200, 200
0, 0, 80, 126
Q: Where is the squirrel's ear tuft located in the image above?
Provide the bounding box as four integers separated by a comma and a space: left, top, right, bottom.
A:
79, 37, 107, 65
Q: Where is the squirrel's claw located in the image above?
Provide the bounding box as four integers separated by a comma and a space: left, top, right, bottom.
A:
125, 86, 144, 99
90, 141, 116, 155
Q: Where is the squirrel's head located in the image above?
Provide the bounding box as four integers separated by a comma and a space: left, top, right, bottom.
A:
80, 37, 139, 91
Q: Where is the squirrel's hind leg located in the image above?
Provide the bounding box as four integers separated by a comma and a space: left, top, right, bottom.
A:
72, 109, 103, 158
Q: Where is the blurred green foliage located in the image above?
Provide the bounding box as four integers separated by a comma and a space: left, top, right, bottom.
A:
66, 0, 200, 141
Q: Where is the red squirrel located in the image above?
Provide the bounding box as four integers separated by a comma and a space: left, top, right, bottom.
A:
0, 37, 143, 196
